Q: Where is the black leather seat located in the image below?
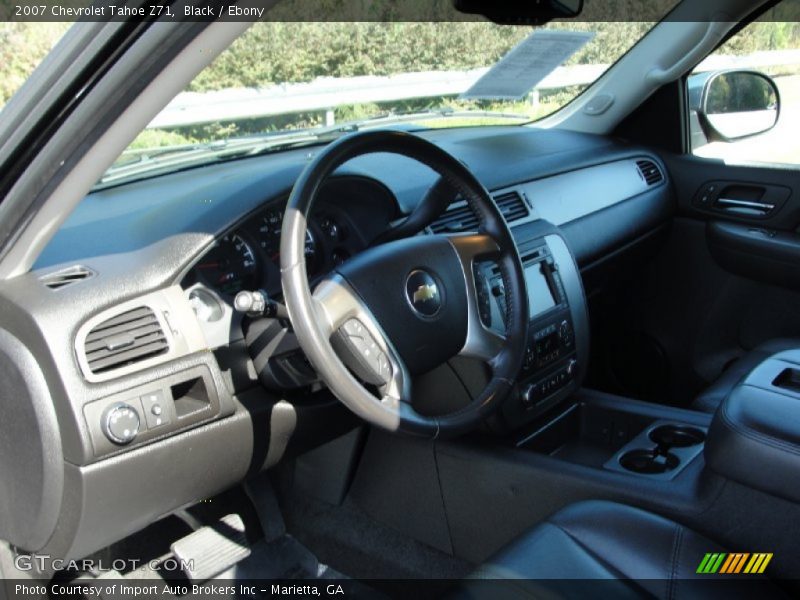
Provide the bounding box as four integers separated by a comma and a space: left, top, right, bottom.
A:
693, 339, 800, 413
460, 500, 784, 599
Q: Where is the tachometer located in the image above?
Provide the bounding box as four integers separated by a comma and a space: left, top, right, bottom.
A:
196, 233, 258, 296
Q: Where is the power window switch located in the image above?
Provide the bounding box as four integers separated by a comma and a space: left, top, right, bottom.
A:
141, 390, 171, 429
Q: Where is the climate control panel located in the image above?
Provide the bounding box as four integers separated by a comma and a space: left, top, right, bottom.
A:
523, 317, 575, 372
522, 358, 577, 408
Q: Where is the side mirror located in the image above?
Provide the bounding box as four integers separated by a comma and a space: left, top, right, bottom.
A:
689, 70, 780, 144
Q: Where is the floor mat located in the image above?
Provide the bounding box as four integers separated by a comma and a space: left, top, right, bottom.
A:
279, 492, 473, 581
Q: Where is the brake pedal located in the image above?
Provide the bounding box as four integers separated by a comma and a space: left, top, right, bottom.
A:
170, 514, 251, 582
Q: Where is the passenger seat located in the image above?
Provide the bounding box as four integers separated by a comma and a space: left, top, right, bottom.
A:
693, 338, 800, 413
457, 500, 786, 599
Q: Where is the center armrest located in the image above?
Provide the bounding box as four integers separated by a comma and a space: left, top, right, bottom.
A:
705, 351, 800, 503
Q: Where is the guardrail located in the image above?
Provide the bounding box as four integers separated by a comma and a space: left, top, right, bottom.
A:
146, 49, 800, 129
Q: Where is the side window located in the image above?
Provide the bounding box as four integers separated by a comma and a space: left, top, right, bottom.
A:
689, 6, 800, 165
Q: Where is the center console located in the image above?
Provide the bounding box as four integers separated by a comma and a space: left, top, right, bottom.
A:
705, 349, 800, 504
477, 229, 590, 430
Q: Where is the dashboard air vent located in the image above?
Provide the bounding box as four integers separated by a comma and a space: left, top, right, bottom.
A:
39, 265, 95, 290
84, 306, 169, 375
430, 203, 480, 234
636, 159, 664, 186
429, 191, 529, 234
494, 191, 529, 222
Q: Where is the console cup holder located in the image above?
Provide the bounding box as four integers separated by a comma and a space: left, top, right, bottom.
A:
607, 421, 707, 478
649, 425, 706, 448
619, 449, 680, 474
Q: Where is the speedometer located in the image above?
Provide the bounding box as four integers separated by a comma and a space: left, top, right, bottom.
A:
196, 234, 258, 296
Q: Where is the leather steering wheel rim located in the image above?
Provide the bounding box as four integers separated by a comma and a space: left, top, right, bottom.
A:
281, 130, 528, 438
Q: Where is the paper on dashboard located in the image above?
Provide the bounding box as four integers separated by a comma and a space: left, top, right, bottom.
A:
460, 30, 595, 101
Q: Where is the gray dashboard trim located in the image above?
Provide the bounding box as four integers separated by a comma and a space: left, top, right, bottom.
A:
74, 285, 208, 382
425, 157, 661, 237
0, 328, 64, 551
545, 232, 590, 379
520, 158, 661, 226
59, 404, 255, 560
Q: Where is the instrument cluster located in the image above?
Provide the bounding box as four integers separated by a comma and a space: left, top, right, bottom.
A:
185, 199, 358, 299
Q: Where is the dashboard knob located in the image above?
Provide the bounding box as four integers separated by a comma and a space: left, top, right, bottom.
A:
566, 358, 578, 377
521, 383, 539, 406
101, 403, 140, 445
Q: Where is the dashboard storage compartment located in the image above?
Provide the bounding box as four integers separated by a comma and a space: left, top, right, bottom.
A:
171, 376, 212, 418
705, 350, 800, 504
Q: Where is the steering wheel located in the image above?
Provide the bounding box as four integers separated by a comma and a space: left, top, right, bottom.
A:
281, 131, 528, 438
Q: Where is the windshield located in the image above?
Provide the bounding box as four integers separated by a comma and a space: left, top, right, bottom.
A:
101, 19, 669, 186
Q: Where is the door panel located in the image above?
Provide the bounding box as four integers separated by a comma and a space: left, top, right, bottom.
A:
586, 153, 800, 407
668, 153, 800, 285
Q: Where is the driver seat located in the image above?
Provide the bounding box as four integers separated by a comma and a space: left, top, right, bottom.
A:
458, 500, 784, 599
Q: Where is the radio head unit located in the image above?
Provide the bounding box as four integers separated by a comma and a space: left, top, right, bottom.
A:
477, 238, 581, 423
483, 244, 568, 331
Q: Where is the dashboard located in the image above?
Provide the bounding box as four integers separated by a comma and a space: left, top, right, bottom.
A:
1, 125, 674, 562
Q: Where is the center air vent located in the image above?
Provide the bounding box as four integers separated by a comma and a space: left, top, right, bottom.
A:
430, 203, 480, 234
83, 306, 169, 375
494, 191, 529, 222
429, 191, 529, 234
636, 159, 664, 186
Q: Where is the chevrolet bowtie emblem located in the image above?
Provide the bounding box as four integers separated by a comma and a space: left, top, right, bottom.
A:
405, 270, 442, 317
413, 283, 438, 304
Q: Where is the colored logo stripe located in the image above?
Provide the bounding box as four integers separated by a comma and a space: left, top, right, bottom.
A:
697, 552, 773, 574
744, 553, 773, 574
697, 553, 726, 573
720, 553, 749, 573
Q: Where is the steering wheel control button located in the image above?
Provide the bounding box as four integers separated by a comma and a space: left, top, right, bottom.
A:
333, 318, 392, 386
405, 269, 442, 317
101, 402, 141, 445
141, 390, 171, 429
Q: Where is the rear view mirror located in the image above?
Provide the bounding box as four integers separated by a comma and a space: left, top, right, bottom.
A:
690, 70, 780, 143
453, 0, 584, 24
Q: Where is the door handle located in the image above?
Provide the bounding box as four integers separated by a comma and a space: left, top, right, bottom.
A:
692, 180, 790, 220
715, 197, 775, 213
